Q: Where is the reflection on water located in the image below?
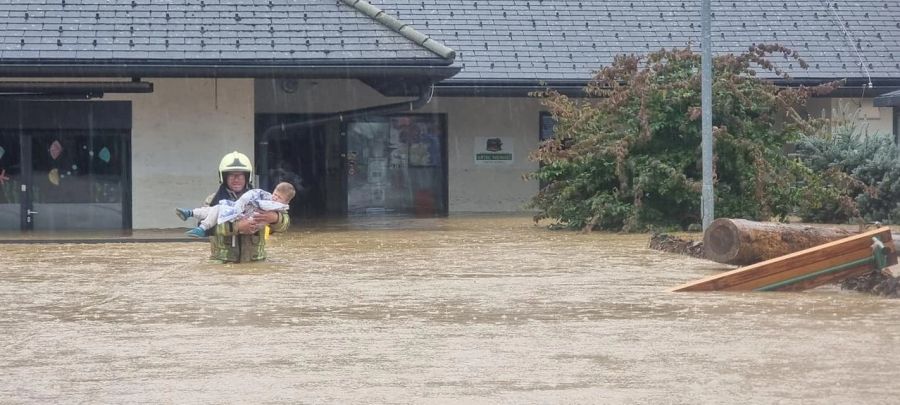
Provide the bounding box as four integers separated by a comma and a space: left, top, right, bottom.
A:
2, 214, 899, 403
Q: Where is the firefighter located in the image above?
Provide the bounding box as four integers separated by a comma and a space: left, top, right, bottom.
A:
205, 151, 290, 263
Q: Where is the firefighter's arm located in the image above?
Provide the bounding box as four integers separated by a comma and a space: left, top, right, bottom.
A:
253, 211, 290, 233
216, 218, 257, 236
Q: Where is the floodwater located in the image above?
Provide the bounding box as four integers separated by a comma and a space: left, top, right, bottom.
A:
2, 215, 899, 404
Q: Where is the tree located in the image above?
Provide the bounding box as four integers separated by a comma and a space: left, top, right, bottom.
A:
528, 45, 847, 231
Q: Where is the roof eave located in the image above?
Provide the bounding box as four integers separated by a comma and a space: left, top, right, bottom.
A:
874, 89, 900, 107
0, 60, 460, 82
434, 77, 900, 97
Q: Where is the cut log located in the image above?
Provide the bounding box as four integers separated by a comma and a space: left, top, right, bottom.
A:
703, 218, 857, 265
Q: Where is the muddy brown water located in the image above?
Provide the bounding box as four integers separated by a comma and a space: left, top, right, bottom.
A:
2, 215, 899, 403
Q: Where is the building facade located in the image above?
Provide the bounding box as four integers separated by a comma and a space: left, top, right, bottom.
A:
0, 1, 898, 230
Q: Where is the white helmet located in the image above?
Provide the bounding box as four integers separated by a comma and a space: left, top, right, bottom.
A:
218, 151, 253, 183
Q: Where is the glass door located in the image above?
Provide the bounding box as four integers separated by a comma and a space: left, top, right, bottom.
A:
344, 114, 447, 216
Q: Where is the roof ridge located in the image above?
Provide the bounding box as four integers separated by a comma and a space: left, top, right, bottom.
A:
341, 0, 456, 61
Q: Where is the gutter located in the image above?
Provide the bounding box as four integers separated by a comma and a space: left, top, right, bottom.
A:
774, 77, 900, 88
434, 81, 589, 97
432, 77, 900, 98
257, 84, 435, 189
0, 62, 459, 81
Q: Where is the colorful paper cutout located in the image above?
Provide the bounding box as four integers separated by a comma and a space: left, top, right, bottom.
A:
0, 145, 4, 160
0, 169, 8, 185
99, 147, 110, 163
48, 168, 60, 186
49, 141, 63, 160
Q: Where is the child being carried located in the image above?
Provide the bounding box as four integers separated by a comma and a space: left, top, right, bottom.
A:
176, 182, 295, 238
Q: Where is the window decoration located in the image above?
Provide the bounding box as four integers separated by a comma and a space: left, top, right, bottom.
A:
98, 146, 111, 163
48, 168, 60, 186
49, 140, 63, 160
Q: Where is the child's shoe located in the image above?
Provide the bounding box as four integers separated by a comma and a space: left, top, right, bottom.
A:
175, 208, 192, 221
185, 227, 206, 238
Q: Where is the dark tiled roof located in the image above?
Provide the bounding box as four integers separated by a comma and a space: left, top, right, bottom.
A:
0, 0, 451, 66
374, 0, 900, 84
2, 1, 898, 85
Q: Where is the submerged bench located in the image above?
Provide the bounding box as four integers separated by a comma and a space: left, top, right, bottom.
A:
672, 227, 897, 292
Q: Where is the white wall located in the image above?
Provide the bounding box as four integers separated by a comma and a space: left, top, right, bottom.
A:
830, 98, 894, 137
255, 78, 388, 113
419, 97, 543, 212
807, 97, 895, 137
111, 78, 254, 229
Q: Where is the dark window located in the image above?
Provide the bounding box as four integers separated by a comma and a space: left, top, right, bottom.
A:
540, 111, 557, 142
0, 101, 131, 230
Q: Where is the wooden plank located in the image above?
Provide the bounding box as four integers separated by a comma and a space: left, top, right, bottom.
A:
727, 246, 878, 291
672, 227, 895, 292
692, 245, 872, 291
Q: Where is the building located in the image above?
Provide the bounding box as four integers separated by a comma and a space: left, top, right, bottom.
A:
1, 0, 898, 231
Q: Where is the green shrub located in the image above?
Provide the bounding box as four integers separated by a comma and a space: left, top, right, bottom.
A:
794, 115, 900, 224
528, 45, 844, 231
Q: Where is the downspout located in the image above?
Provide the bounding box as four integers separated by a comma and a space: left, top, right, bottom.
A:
257, 83, 435, 189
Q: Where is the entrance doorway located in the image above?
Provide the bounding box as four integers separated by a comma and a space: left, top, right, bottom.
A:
255, 115, 346, 219
0, 101, 132, 231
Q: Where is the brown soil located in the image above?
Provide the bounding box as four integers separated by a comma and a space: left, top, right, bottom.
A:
841, 271, 900, 298
648, 233, 705, 260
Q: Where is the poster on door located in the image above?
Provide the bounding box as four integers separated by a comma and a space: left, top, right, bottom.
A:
474, 137, 514, 165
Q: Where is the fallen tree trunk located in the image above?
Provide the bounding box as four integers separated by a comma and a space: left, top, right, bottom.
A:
703, 218, 857, 265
